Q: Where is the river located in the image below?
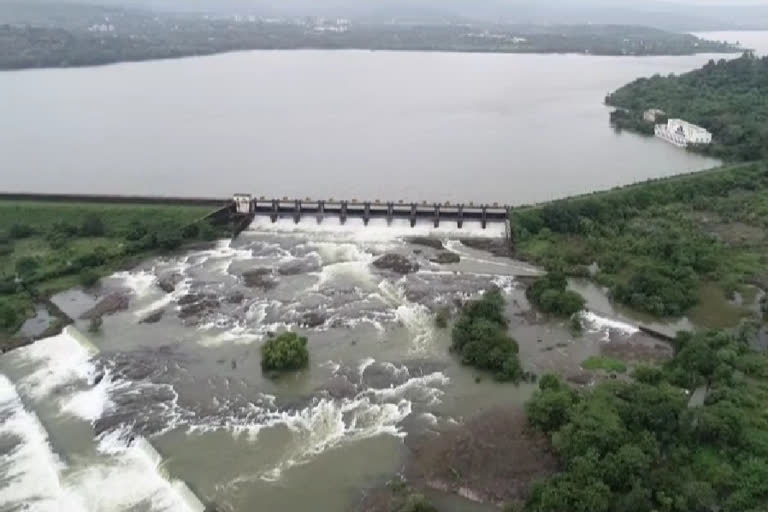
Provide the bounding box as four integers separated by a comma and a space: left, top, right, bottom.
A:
2, 32, 768, 512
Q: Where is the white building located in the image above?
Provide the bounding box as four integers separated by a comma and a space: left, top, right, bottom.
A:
655, 119, 712, 148
643, 108, 665, 123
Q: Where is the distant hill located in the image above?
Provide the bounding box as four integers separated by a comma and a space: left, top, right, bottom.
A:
3, 0, 768, 30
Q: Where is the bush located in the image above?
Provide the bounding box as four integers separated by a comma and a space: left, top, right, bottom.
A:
80, 214, 105, 237
0, 242, 12, 257
527, 272, 586, 317
125, 220, 148, 241
0, 302, 18, 330
261, 331, 309, 372
79, 269, 101, 288
9, 223, 34, 239
0, 278, 17, 295
434, 307, 450, 328
15, 256, 39, 279
452, 288, 523, 382
157, 225, 183, 250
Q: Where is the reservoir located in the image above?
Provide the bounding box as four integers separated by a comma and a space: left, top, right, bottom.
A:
0, 48, 732, 204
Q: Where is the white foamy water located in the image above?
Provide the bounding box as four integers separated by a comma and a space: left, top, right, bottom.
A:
16, 330, 96, 401
113, 269, 158, 299
0, 374, 65, 510
248, 217, 506, 242
580, 310, 640, 340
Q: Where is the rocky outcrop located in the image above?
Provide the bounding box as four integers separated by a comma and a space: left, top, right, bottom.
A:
226, 292, 245, 304
406, 237, 444, 251
80, 292, 130, 320
430, 252, 460, 264
459, 238, 512, 257
157, 272, 183, 294
372, 254, 419, 275
278, 259, 321, 276
242, 268, 278, 290
300, 311, 327, 328
177, 293, 220, 319
139, 309, 165, 324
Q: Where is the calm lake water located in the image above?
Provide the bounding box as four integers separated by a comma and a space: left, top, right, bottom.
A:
12, 40, 768, 203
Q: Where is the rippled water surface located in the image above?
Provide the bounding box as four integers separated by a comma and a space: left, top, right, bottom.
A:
0, 220, 647, 511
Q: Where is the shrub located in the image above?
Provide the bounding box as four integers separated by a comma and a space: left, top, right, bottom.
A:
452, 288, 523, 382
197, 221, 219, 241
15, 256, 39, 279
125, 220, 148, 241
261, 332, 309, 372
0, 242, 12, 257
79, 269, 101, 289
0, 302, 18, 330
434, 307, 450, 328
9, 223, 34, 239
157, 225, 183, 250
80, 214, 105, 237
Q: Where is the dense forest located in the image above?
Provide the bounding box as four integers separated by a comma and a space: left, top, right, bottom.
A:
607, 53, 768, 162
525, 325, 768, 512
0, 3, 739, 69
511, 162, 768, 320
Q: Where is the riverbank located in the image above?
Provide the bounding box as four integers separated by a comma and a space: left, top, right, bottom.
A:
0, 200, 231, 350
510, 161, 768, 327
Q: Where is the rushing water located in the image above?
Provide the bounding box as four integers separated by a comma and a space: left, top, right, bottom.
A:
0, 220, 648, 511
0, 50, 732, 204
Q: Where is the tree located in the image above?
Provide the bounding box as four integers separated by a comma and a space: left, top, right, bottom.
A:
9, 223, 34, 239
261, 332, 309, 372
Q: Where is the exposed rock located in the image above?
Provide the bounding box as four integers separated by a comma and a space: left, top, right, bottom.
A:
139, 309, 165, 324
372, 254, 419, 275
459, 237, 512, 257
157, 272, 183, 294
322, 376, 358, 400
406, 237, 444, 251
406, 408, 557, 507
226, 292, 245, 304
80, 292, 130, 320
177, 293, 220, 319
566, 372, 594, 386
301, 311, 327, 328
278, 259, 321, 276
242, 268, 278, 290
430, 252, 461, 264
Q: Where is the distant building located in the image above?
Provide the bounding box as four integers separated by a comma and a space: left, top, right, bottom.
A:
643, 108, 665, 123
233, 194, 253, 214
655, 119, 712, 148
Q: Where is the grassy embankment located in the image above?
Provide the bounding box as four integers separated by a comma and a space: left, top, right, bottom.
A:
510, 161, 768, 327
0, 200, 228, 346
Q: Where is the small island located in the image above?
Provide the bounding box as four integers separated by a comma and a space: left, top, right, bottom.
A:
261, 331, 309, 373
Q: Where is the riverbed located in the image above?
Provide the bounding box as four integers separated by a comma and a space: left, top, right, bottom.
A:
0, 220, 659, 511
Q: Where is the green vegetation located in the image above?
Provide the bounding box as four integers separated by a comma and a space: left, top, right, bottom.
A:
434, 307, 451, 329
607, 53, 768, 162
0, 200, 226, 342
526, 272, 586, 317
581, 356, 628, 374
511, 162, 768, 320
261, 332, 310, 373
0, 3, 738, 70
524, 326, 768, 512
451, 289, 523, 382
